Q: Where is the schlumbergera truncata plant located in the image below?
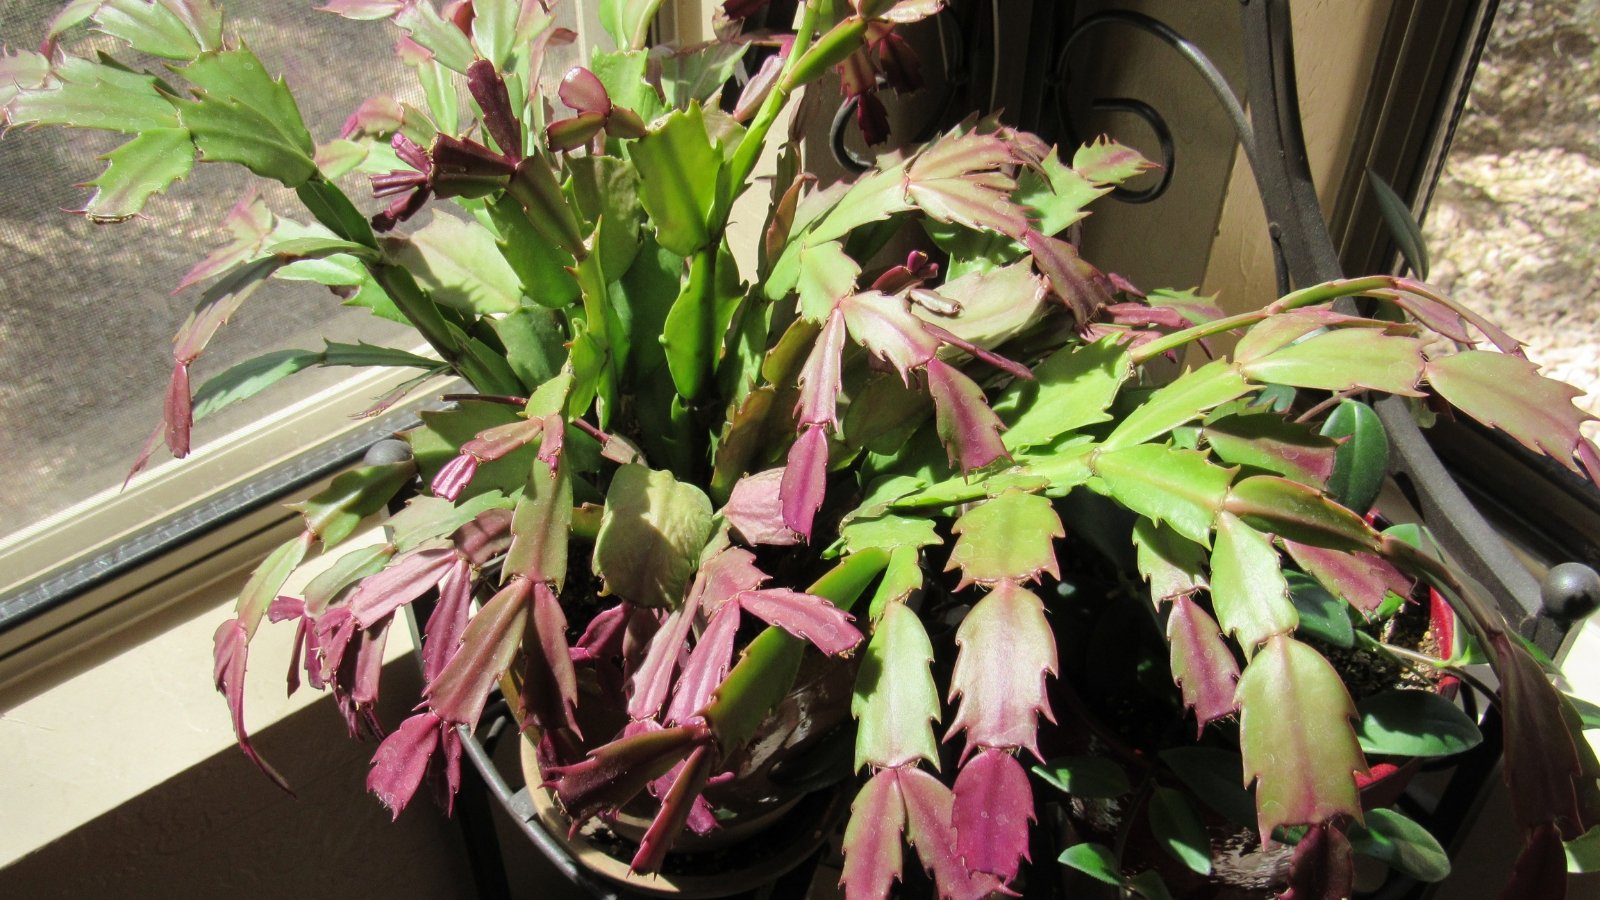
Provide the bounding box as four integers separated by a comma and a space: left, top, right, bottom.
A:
8, 0, 1600, 896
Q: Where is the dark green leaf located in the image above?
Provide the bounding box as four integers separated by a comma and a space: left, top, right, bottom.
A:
1354, 689, 1482, 758
321, 341, 438, 369
1321, 400, 1388, 515
568, 154, 643, 278
485, 194, 577, 308
295, 178, 377, 249
1127, 870, 1175, 900
191, 349, 321, 420
1349, 808, 1450, 882
1057, 843, 1122, 886
1286, 572, 1355, 648
1032, 756, 1131, 799
493, 307, 566, 389
1159, 747, 1255, 828
1367, 169, 1429, 280
1565, 693, 1600, 731
1149, 786, 1212, 875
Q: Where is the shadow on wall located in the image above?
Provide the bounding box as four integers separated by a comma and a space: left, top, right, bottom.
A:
0, 660, 477, 900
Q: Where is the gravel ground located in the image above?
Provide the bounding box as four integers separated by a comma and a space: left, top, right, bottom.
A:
1426, 0, 1600, 438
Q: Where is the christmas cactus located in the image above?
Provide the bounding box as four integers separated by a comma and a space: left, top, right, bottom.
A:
7, 0, 1600, 896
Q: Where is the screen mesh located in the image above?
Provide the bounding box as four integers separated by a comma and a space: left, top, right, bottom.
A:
0, 4, 459, 541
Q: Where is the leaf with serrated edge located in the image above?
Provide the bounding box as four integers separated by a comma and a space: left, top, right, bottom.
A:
1104, 360, 1254, 451
176, 48, 317, 188
841, 514, 942, 555
1284, 540, 1411, 615
1236, 634, 1366, 841
1240, 329, 1424, 396
796, 240, 859, 322
948, 581, 1058, 758
852, 602, 941, 770
1168, 595, 1240, 734
1426, 350, 1599, 478
1093, 445, 1234, 547
1210, 512, 1297, 651
1203, 413, 1337, 488
1073, 136, 1154, 184
1224, 475, 1381, 555
840, 770, 906, 900
1133, 518, 1208, 603
629, 103, 721, 255
953, 748, 1035, 881
946, 491, 1063, 588
897, 766, 1004, 899
80, 127, 195, 221
996, 339, 1130, 452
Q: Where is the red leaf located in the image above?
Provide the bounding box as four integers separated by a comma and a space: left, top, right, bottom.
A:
737, 588, 863, 655
426, 577, 530, 725
841, 769, 907, 899
795, 309, 848, 428
519, 582, 580, 735
1167, 595, 1241, 734
905, 129, 1028, 238
213, 619, 292, 793
781, 426, 830, 540
557, 66, 611, 115
723, 469, 802, 546
1026, 231, 1114, 324
628, 605, 695, 721
632, 744, 717, 873
947, 581, 1057, 759
925, 358, 1010, 473
422, 557, 473, 682
467, 60, 522, 161
1281, 822, 1354, 900
686, 546, 770, 614
546, 721, 712, 826
367, 712, 442, 820
346, 547, 457, 627
664, 604, 741, 725
163, 361, 192, 458
952, 749, 1034, 881
1498, 824, 1566, 900
898, 767, 1004, 899
430, 453, 478, 500
1427, 350, 1599, 480
1283, 540, 1412, 615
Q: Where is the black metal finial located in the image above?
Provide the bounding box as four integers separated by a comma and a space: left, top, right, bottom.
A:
1540, 562, 1600, 626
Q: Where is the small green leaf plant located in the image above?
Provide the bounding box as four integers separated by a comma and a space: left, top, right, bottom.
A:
7, 1, 1600, 896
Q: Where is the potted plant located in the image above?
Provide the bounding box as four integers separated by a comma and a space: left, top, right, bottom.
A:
6, 0, 1599, 896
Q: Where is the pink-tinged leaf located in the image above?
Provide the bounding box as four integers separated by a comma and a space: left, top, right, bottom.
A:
1209, 511, 1297, 651
1224, 475, 1382, 556
911, 265, 1043, 352
467, 59, 523, 160
350, 613, 392, 708
1106, 302, 1187, 329
921, 323, 1034, 382
1072, 136, 1155, 184
268, 594, 305, 624
795, 309, 848, 427
124, 423, 166, 487
519, 582, 580, 734
452, 507, 515, 566
547, 721, 712, 826
557, 66, 611, 115
632, 744, 717, 873
1281, 822, 1354, 900
237, 530, 315, 636
431, 453, 479, 500
174, 192, 273, 292
546, 111, 605, 151
1132, 518, 1208, 603
339, 95, 405, 139
1498, 824, 1566, 900
1283, 540, 1411, 615
367, 712, 442, 819
461, 415, 544, 461
876, 32, 922, 92
1240, 329, 1425, 396
947, 581, 1058, 759
723, 469, 802, 546
504, 453, 572, 587
314, 607, 359, 685
1236, 634, 1366, 841
571, 602, 631, 663
1167, 595, 1241, 734
856, 93, 892, 146
1391, 277, 1524, 356
836, 47, 878, 98
1426, 350, 1598, 479
1379, 288, 1473, 344
841, 769, 908, 900
164, 362, 192, 457
839, 290, 942, 380
629, 605, 697, 720
898, 766, 1004, 899
438, 725, 463, 814
878, 0, 945, 24
426, 577, 530, 725
423, 557, 473, 682
213, 619, 292, 793
781, 427, 830, 540
946, 491, 1062, 589
1203, 413, 1338, 488
686, 546, 769, 614
664, 604, 742, 725
952, 748, 1034, 880
925, 359, 1010, 473
853, 602, 942, 770
319, 0, 408, 19
737, 588, 863, 655
535, 414, 565, 471
1026, 231, 1114, 324
733, 52, 783, 121
905, 129, 1028, 238
347, 547, 457, 628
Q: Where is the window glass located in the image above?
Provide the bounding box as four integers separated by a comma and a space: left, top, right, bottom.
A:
1426, 0, 1600, 439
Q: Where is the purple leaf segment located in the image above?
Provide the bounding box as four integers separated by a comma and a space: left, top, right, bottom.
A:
781, 426, 830, 539
898, 766, 1004, 899
946, 580, 1058, 760
723, 469, 801, 546
1281, 822, 1355, 900
951, 748, 1034, 881
213, 619, 293, 793
425, 577, 530, 725
737, 588, 862, 655
840, 769, 907, 900
1166, 594, 1241, 734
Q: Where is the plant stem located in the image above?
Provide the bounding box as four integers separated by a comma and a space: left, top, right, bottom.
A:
1375, 639, 1500, 705
1128, 276, 1400, 366
1292, 388, 1360, 424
